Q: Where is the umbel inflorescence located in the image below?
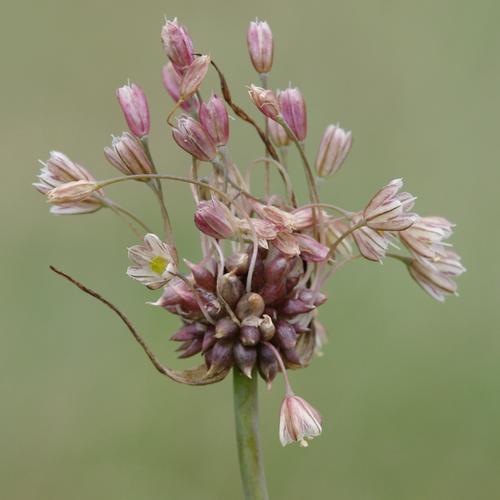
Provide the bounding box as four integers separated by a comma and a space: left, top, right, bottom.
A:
34, 18, 465, 448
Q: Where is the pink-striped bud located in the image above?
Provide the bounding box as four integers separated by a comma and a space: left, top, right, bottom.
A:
279, 395, 322, 447
278, 87, 307, 141
47, 180, 97, 204
351, 216, 389, 262
161, 18, 194, 72
172, 115, 217, 161
247, 20, 273, 74
248, 85, 280, 120
162, 62, 199, 111
116, 83, 150, 137
179, 55, 211, 101
104, 132, 153, 177
194, 198, 237, 239
199, 95, 229, 146
315, 124, 352, 177
267, 118, 290, 147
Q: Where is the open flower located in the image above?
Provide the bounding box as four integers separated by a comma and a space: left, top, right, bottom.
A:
127, 234, 177, 289
279, 395, 322, 447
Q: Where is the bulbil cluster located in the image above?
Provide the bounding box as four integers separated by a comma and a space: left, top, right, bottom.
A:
34, 17, 465, 447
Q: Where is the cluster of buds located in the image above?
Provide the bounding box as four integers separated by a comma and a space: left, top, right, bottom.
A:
34, 16, 464, 449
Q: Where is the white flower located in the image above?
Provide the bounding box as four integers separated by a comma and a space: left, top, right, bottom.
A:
127, 234, 177, 289
279, 395, 322, 447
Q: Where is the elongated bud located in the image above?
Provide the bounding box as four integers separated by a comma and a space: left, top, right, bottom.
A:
275, 320, 298, 350
235, 292, 265, 320
116, 83, 150, 137
215, 318, 239, 339
267, 118, 290, 147
279, 395, 322, 447
248, 85, 280, 120
206, 340, 233, 376
258, 343, 278, 386
162, 62, 199, 111
201, 327, 216, 353
259, 314, 275, 341
47, 180, 97, 204
280, 298, 315, 316
259, 281, 287, 304
170, 322, 206, 341
104, 132, 153, 177
172, 115, 217, 161
177, 337, 203, 358
234, 342, 257, 378
199, 95, 229, 146
194, 199, 237, 239
315, 124, 352, 177
240, 325, 260, 346
264, 255, 292, 283
184, 259, 216, 291
161, 18, 194, 72
247, 20, 273, 74
226, 252, 249, 275
297, 288, 327, 307
278, 87, 307, 141
218, 273, 245, 308
179, 55, 211, 101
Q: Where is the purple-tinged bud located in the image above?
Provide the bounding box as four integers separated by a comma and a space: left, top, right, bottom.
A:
297, 288, 327, 307
275, 320, 298, 350
177, 337, 203, 358
248, 85, 280, 120
258, 343, 278, 387
104, 132, 154, 178
240, 325, 260, 346
264, 255, 292, 283
294, 233, 330, 262
218, 273, 245, 308
201, 327, 216, 353
116, 83, 150, 137
315, 124, 352, 177
162, 62, 199, 111
172, 115, 217, 161
179, 55, 211, 101
234, 342, 257, 378
194, 198, 237, 239
215, 318, 239, 339
199, 95, 229, 146
247, 20, 274, 74
226, 252, 250, 275
259, 314, 275, 341
267, 118, 290, 147
235, 292, 265, 321
280, 299, 315, 316
282, 348, 302, 368
259, 281, 287, 305
170, 322, 206, 341
47, 180, 97, 204
278, 87, 307, 141
161, 18, 194, 72
279, 395, 322, 447
206, 341, 233, 376
184, 259, 216, 291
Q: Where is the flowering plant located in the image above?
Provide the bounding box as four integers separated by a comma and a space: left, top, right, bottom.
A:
34, 17, 465, 499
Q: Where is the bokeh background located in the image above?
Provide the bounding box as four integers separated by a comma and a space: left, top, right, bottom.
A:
2, 0, 499, 499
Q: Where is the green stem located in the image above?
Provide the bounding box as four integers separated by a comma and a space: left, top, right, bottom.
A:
233, 369, 269, 500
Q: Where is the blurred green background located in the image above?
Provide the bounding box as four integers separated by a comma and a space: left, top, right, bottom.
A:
1, 0, 499, 498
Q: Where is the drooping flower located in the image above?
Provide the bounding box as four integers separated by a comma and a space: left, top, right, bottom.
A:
47, 180, 97, 204
279, 395, 322, 447
172, 115, 217, 161
248, 85, 280, 120
162, 62, 200, 111
315, 124, 352, 177
127, 234, 177, 289
104, 132, 154, 178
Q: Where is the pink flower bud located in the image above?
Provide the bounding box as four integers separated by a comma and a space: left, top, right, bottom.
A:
179, 55, 211, 101
116, 83, 150, 137
199, 95, 229, 146
278, 87, 307, 141
161, 18, 194, 72
162, 62, 199, 111
247, 20, 274, 74
248, 85, 280, 120
315, 124, 352, 177
104, 132, 153, 177
351, 217, 389, 262
172, 115, 217, 161
194, 198, 237, 239
279, 395, 322, 447
47, 180, 97, 204
267, 118, 290, 147
294, 233, 330, 262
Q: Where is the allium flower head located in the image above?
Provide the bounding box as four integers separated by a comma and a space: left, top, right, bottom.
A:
279, 395, 322, 447
116, 83, 150, 138
127, 234, 177, 289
